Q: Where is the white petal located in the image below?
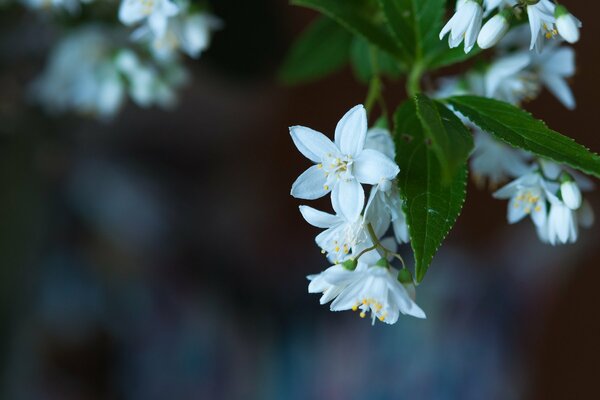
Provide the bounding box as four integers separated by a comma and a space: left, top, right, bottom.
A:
299, 206, 339, 228
289, 126, 339, 163
541, 73, 575, 110
334, 105, 367, 157
507, 196, 528, 224
332, 179, 365, 222
578, 200, 595, 228
353, 149, 400, 185
291, 165, 329, 200
561, 181, 582, 210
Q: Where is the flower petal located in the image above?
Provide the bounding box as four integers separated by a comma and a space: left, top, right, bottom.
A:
299, 205, 339, 228
353, 149, 399, 185
290, 126, 339, 163
334, 105, 367, 157
291, 165, 329, 200
332, 179, 364, 221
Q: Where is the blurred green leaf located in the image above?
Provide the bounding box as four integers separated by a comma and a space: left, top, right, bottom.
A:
279, 16, 352, 85
350, 36, 403, 83
291, 0, 406, 63
395, 99, 468, 282
446, 96, 600, 178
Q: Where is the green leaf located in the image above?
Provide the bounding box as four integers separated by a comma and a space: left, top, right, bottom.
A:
414, 94, 474, 183
395, 100, 468, 282
446, 96, 600, 178
279, 16, 352, 85
378, 0, 444, 62
350, 36, 403, 83
291, 0, 405, 63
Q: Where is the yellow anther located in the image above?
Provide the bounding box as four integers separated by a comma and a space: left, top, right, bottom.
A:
378, 315, 385, 321
334, 246, 340, 252
324, 185, 329, 190
535, 205, 541, 212
317, 163, 323, 169
362, 299, 367, 305
352, 305, 358, 311
359, 312, 366, 318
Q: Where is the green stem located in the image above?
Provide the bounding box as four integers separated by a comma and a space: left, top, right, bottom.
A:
407, 62, 424, 97
365, 76, 382, 117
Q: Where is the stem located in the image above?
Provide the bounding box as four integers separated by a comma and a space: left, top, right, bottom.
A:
407, 62, 424, 97
365, 76, 382, 117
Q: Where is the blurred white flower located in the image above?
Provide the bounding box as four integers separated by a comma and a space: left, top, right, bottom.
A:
484, 51, 540, 105
134, 11, 222, 59
119, 0, 179, 38
530, 43, 576, 109
470, 130, 531, 189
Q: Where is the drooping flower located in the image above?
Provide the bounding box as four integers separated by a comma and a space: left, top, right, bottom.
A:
290, 105, 400, 221
545, 191, 578, 245
484, 51, 540, 105
554, 5, 582, 44
309, 261, 426, 325
493, 171, 548, 229
119, 0, 180, 38
440, 0, 484, 53
526, 0, 556, 52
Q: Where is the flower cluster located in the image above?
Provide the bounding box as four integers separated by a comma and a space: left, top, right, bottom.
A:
440, 0, 581, 53
437, 1, 594, 245
22, 0, 221, 119
291, 105, 426, 324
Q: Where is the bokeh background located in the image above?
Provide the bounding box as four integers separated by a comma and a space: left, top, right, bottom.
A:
0, 1, 599, 399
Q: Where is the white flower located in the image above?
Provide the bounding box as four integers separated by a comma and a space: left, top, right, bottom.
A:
290, 105, 400, 221
309, 262, 426, 325
331, 262, 426, 324
555, 5, 582, 44
482, 0, 516, 16
470, 130, 531, 188
545, 192, 578, 245
299, 204, 368, 264
526, 0, 556, 52
362, 127, 409, 244
440, 0, 484, 53
531, 43, 576, 110
484, 52, 540, 105
477, 10, 511, 49
119, 0, 180, 38
134, 11, 222, 59
30, 27, 127, 119
560, 180, 582, 210
493, 171, 548, 229
578, 200, 595, 229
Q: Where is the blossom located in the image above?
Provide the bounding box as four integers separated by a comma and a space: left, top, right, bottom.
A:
555, 5, 582, 44
484, 52, 540, 105
530, 43, 576, 109
545, 192, 578, 245
477, 10, 511, 49
290, 105, 400, 221
30, 26, 127, 119
493, 171, 548, 229
363, 127, 409, 244
134, 11, 223, 59
470, 130, 531, 188
439, 0, 484, 53
560, 180, 582, 210
308, 262, 426, 325
119, 0, 180, 38
526, 0, 556, 52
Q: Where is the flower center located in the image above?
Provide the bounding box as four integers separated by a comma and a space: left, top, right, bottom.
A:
514, 189, 543, 213
318, 153, 354, 190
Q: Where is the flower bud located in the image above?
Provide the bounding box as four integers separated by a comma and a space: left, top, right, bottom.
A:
341, 259, 357, 271
555, 5, 581, 44
397, 268, 413, 284
560, 179, 582, 210
477, 10, 511, 49
375, 258, 389, 269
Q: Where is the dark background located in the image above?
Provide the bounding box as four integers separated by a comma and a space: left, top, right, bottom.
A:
0, 1, 598, 399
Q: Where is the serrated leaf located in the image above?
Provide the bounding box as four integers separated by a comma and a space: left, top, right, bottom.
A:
291, 0, 406, 63
395, 100, 468, 282
279, 16, 352, 85
350, 36, 403, 83
446, 96, 600, 178
415, 94, 474, 183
